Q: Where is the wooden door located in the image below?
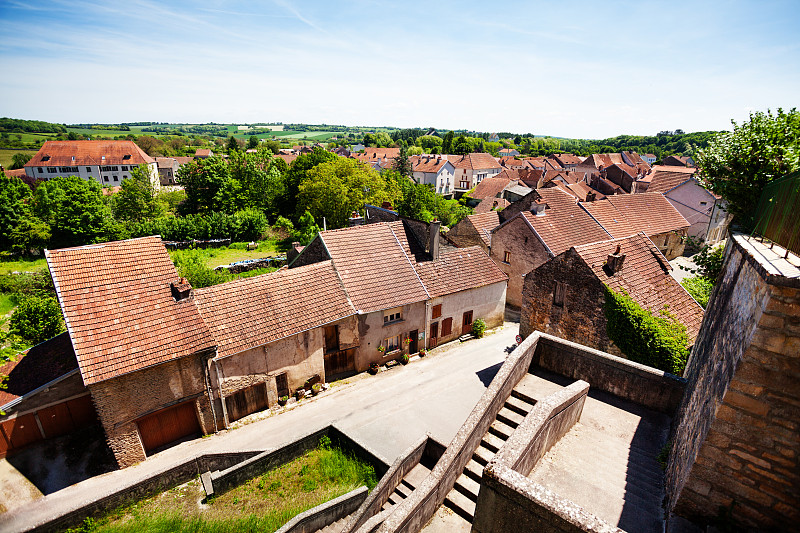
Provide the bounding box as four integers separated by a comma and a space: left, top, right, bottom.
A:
137, 401, 201, 454
226, 384, 269, 422
430, 322, 439, 348
441, 317, 453, 338
462, 311, 473, 335
324, 348, 355, 379
408, 330, 418, 354
38, 402, 73, 439
0, 414, 43, 450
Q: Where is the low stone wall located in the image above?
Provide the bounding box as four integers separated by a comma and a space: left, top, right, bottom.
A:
477, 465, 623, 533
208, 425, 389, 497
277, 486, 369, 533
534, 333, 686, 414
376, 331, 542, 533
472, 381, 615, 533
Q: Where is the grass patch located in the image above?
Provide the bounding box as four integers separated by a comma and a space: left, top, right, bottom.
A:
0, 293, 14, 317
79, 441, 376, 533
0, 256, 47, 275
0, 149, 39, 169
200, 241, 280, 268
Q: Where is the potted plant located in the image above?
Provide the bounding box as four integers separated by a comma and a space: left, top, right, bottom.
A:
311, 383, 322, 396
368, 362, 380, 375
397, 353, 409, 365
278, 395, 288, 406
377, 345, 386, 354
295, 388, 305, 400
419, 348, 427, 357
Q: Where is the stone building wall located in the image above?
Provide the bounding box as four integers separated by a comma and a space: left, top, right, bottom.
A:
446, 217, 487, 251
490, 216, 551, 308
356, 302, 426, 370
88, 354, 213, 468
650, 230, 686, 260
519, 249, 614, 353
666, 235, 800, 529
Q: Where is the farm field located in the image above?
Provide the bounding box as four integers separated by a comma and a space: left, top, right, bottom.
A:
0, 149, 38, 169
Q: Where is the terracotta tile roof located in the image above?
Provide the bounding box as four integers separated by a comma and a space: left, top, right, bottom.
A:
471, 176, 516, 200
155, 157, 177, 169
3, 168, 26, 178
410, 155, 450, 173
0, 333, 79, 408
415, 246, 508, 298
474, 197, 510, 214
451, 153, 502, 171
174, 156, 194, 165
516, 188, 611, 255
583, 153, 624, 169
319, 223, 429, 313
523, 157, 547, 169
573, 233, 704, 339
499, 156, 532, 169
193, 261, 354, 357
195, 148, 213, 157
25, 140, 154, 168
582, 193, 690, 238
645, 169, 697, 194
466, 211, 501, 248
46, 236, 216, 385
567, 181, 605, 202
551, 153, 584, 166
275, 153, 298, 166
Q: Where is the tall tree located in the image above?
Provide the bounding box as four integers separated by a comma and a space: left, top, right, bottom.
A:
442, 131, 455, 154
10, 153, 32, 170
280, 148, 336, 220
696, 108, 800, 224
248, 135, 260, 149
393, 142, 412, 177
176, 156, 231, 214
0, 177, 31, 251
111, 166, 163, 222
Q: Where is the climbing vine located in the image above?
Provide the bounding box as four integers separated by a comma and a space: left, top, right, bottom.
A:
603, 286, 690, 375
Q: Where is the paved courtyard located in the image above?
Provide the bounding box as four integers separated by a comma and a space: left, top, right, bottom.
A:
0, 324, 518, 532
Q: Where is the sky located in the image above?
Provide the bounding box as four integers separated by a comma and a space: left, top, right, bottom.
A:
0, 0, 798, 139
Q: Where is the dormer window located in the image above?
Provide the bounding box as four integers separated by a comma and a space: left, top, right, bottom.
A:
42, 155, 50, 161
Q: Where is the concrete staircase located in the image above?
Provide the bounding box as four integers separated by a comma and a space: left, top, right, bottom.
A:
380, 463, 431, 513
442, 390, 537, 524
318, 514, 352, 533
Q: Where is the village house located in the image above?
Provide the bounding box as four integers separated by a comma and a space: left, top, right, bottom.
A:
46, 236, 219, 468
643, 153, 657, 164
154, 156, 193, 186
637, 165, 731, 243
446, 211, 501, 252
449, 152, 502, 192
473, 196, 510, 214
489, 187, 611, 308
498, 156, 532, 170
662, 155, 695, 167
498, 148, 520, 157
289, 219, 507, 362
519, 232, 704, 355
548, 153, 583, 170
467, 174, 518, 203
409, 155, 455, 196
194, 148, 214, 159
24, 140, 158, 188
581, 192, 690, 259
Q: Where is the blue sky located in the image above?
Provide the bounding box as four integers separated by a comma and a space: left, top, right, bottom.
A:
1, 0, 798, 138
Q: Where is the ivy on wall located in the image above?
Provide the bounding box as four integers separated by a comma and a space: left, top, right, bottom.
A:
603, 286, 690, 375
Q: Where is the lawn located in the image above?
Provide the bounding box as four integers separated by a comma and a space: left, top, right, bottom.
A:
80, 440, 376, 533
0, 292, 14, 317
0, 149, 39, 169
194, 241, 281, 269
0, 256, 47, 275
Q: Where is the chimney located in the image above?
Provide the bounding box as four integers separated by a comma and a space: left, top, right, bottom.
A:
348, 211, 364, 226
429, 219, 441, 260
291, 241, 301, 249
381, 201, 393, 210
532, 199, 547, 216
585, 192, 596, 202
606, 244, 626, 275
170, 278, 192, 301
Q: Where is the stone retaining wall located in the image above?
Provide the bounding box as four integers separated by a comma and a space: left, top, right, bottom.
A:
276, 486, 369, 533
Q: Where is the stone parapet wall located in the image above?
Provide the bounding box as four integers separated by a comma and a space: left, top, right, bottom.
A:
667, 235, 800, 529
276, 486, 369, 533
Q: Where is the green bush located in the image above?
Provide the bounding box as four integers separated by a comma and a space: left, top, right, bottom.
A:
10, 295, 65, 345
603, 286, 690, 375
681, 276, 714, 308
471, 318, 486, 338
171, 249, 229, 288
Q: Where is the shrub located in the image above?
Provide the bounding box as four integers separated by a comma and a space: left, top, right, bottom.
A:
10, 295, 65, 345
603, 286, 690, 375
471, 318, 486, 338
681, 276, 714, 308
311, 383, 322, 395
171, 249, 229, 288
397, 353, 409, 365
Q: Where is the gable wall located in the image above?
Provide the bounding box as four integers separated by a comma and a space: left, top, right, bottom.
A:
490, 217, 551, 308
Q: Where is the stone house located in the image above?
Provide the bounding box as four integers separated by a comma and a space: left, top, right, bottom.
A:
289, 220, 507, 365
548, 153, 583, 170
519, 232, 704, 355
47, 236, 219, 468
445, 211, 500, 252
581, 192, 690, 259
489, 187, 611, 308
449, 153, 502, 192
662, 155, 695, 167
192, 261, 359, 425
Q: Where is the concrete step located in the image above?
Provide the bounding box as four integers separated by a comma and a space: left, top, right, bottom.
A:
496, 406, 525, 428
454, 472, 480, 502
481, 432, 506, 453
510, 388, 538, 406
317, 516, 348, 533
489, 418, 516, 440
444, 486, 477, 521
505, 395, 534, 416
464, 459, 484, 482
473, 443, 495, 466
403, 463, 431, 489
393, 483, 411, 499
400, 478, 416, 493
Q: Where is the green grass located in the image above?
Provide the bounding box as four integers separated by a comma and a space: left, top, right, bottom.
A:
0, 256, 47, 275
192, 241, 280, 269
78, 442, 376, 533
0, 149, 38, 169
0, 293, 15, 317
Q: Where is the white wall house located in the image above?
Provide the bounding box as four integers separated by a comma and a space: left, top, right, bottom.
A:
24, 140, 159, 188
662, 178, 731, 244
450, 153, 502, 192
410, 156, 456, 197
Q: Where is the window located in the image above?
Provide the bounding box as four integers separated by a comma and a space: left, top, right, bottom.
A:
553, 281, 566, 307
384, 307, 402, 324
121, 166, 128, 171
113, 175, 119, 181
442, 317, 453, 337
86, 167, 92, 172
38, 167, 43, 173
104, 176, 109, 182
383, 335, 401, 352
503, 251, 511, 264
47, 167, 57, 173
59, 166, 78, 173
432, 304, 442, 319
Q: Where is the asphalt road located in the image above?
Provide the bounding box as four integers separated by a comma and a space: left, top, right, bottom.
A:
0, 323, 518, 532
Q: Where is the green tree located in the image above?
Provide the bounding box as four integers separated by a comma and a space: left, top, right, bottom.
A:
10, 153, 32, 170
297, 158, 400, 228
681, 276, 714, 308
10, 215, 50, 256
295, 211, 321, 244
393, 143, 412, 177
453, 135, 472, 155
111, 166, 162, 221
280, 148, 336, 220
0, 177, 31, 251
248, 135, 260, 150
442, 131, 455, 154
696, 108, 800, 224
176, 156, 231, 214
10, 295, 66, 345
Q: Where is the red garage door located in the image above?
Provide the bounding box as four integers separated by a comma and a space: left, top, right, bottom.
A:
136, 401, 201, 454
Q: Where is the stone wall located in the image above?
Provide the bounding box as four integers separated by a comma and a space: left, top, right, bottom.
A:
289, 235, 330, 268
650, 230, 686, 260
520, 249, 613, 353
88, 354, 213, 468
356, 302, 426, 371
446, 217, 487, 251
490, 215, 551, 308
666, 235, 800, 529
